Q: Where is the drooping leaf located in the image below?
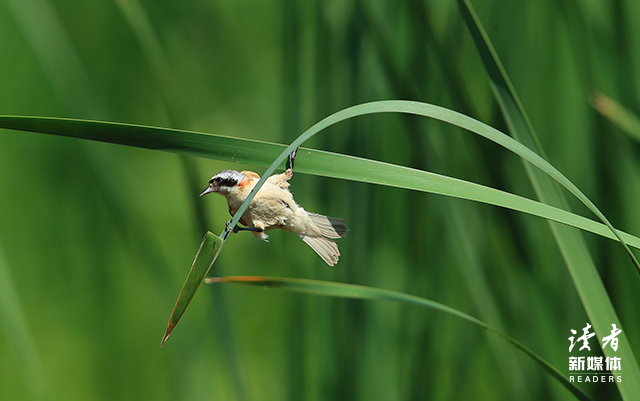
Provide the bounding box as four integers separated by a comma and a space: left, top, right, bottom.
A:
207, 275, 594, 401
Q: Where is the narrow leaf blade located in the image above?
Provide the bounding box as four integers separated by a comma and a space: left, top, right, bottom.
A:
207, 276, 593, 401
160, 231, 222, 348
2, 115, 640, 251
456, 1, 640, 398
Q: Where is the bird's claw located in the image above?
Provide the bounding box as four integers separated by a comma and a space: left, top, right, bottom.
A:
226, 220, 264, 233
226, 220, 240, 233
287, 147, 299, 172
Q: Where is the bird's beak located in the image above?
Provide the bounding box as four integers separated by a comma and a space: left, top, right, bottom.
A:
200, 186, 215, 197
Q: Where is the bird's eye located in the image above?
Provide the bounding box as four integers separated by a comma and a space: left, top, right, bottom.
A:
214, 177, 222, 183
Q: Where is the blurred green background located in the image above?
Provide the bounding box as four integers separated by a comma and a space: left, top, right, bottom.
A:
1, 0, 639, 400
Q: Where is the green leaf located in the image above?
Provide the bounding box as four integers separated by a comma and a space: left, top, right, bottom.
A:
227, 101, 640, 275
1, 114, 639, 251
160, 231, 223, 348
207, 275, 594, 401
456, 0, 640, 398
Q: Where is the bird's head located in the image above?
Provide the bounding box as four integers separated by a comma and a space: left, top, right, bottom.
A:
200, 170, 259, 198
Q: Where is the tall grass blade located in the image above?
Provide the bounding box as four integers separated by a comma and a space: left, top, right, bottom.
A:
456, 1, 640, 398
0, 245, 52, 401
206, 276, 594, 401
3, 0, 96, 116
112, 2, 249, 396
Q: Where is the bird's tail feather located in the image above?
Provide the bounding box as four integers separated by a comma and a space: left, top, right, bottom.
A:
299, 235, 340, 266
306, 212, 348, 239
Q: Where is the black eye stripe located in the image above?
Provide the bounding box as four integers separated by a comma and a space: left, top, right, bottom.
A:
218, 177, 238, 187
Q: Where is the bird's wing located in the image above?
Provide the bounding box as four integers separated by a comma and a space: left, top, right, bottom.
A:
249, 187, 297, 228
228, 206, 249, 226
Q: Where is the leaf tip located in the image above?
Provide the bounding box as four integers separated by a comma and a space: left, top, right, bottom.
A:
159, 327, 173, 348
588, 90, 610, 114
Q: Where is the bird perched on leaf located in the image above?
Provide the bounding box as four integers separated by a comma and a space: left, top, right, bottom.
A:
199, 149, 348, 266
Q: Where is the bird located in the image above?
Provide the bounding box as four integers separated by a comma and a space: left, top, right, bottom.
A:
199, 155, 348, 266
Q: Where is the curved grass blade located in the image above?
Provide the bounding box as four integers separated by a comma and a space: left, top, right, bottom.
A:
456, 1, 640, 398
215, 100, 640, 278
160, 231, 223, 348
206, 276, 593, 401
3, 104, 638, 396
1, 114, 640, 251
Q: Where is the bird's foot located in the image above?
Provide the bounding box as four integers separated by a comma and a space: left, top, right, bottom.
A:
225, 220, 240, 233
226, 220, 264, 233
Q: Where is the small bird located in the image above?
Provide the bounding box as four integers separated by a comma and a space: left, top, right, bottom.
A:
199, 155, 348, 266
